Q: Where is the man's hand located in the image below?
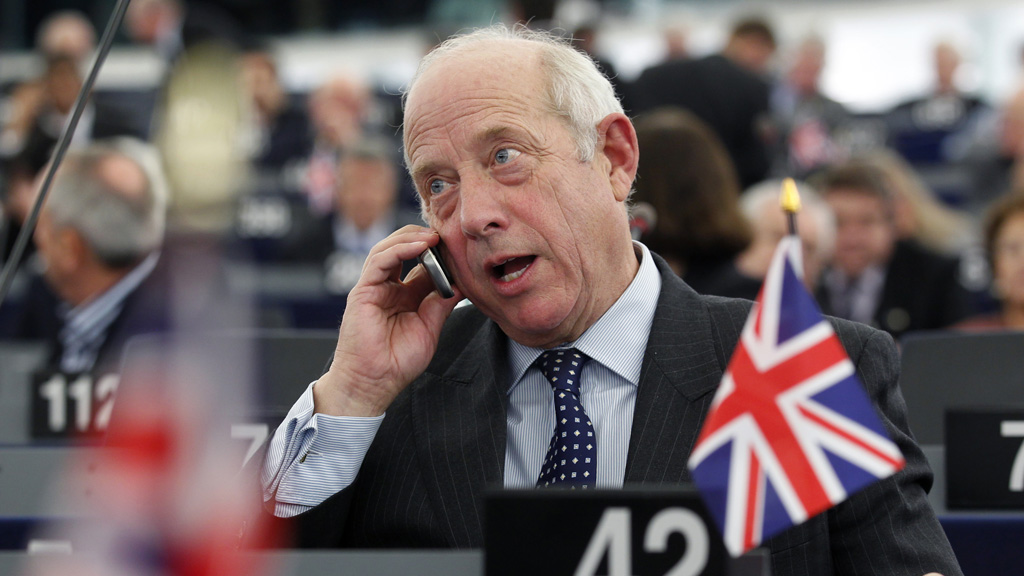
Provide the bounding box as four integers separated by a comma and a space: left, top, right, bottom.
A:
313, 226, 462, 417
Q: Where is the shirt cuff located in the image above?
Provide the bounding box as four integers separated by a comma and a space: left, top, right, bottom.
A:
262, 380, 384, 517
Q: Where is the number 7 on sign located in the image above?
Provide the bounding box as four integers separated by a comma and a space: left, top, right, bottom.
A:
1002, 421, 1024, 492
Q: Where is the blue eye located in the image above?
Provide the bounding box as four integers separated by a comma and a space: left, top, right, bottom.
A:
428, 179, 448, 195
495, 148, 520, 165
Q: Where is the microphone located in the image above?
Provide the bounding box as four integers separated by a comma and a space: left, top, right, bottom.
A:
629, 202, 657, 241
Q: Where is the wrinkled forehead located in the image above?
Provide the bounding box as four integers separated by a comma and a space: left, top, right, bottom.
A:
402, 41, 548, 152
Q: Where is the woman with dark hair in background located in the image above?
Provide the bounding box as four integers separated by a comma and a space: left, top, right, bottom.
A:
632, 107, 759, 298
956, 192, 1024, 331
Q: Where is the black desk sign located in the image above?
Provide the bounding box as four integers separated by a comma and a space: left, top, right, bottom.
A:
485, 487, 761, 576
30, 371, 119, 439
946, 407, 1024, 509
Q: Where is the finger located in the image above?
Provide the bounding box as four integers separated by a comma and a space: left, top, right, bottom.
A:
359, 240, 434, 287
360, 227, 438, 275
366, 225, 437, 255
402, 261, 434, 291
376, 224, 438, 252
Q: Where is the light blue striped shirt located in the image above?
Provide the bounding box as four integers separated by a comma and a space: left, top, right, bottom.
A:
262, 242, 660, 516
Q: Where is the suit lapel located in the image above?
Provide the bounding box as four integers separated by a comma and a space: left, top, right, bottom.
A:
410, 318, 508, 547
624, 257, 728, 484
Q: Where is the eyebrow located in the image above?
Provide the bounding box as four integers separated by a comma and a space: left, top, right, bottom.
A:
478, 126, 512, 144
409, 125, 533, 182
410, 160, 446, 185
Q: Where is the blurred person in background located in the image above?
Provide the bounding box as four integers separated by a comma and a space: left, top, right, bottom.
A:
1, 47, 142, 264
770, 35, 850, 178
632, 108, 755, 297
303, 75, 371, 216
735, 179, 835, 295
125, 0, 246, 63
0, 10, 96, 160
125, 0, 185, 62
955, 192, 1024, 331
662, 24, 690, 62
508, 0, 557, 31
240, 48, 313, 192
1000, 89, 1024, 195
718, 16, 777, 79
630, 17, 775, 188
0, 139, 170, 377
860, 149, 975, 255
813, 161, 972, 339
855, 149, 996, 314
571, 23, 630, 112
124, 0, 248, 142
13, 55, 143, 158
960, 88, 1024, 206
887, 40, 989, 166
0, 133, 54, 263
35, 10, 97, 63
279, 136, 418, 293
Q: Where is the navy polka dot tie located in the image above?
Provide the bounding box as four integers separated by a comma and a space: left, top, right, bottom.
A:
536, 348, 596, 489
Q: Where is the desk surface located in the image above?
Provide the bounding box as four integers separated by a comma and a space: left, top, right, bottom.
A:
0, 550, 484, 576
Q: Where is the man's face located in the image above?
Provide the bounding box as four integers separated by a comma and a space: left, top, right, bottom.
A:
787, 48, 823, 96
404, 43, 636, 348
335, 158, 396, 231
826, 188, 895, 279
731, 37, 775, 75
45, 60, 82, 114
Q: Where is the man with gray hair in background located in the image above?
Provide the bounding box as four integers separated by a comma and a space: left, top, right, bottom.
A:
1, 138, 169, 376
735, 179, 836, 294
260, 24, 959, 576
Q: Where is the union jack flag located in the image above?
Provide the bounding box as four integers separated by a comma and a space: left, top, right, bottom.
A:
687, 236, 905, 557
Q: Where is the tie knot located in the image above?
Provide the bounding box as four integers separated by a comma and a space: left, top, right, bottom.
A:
536, 348, 589, 396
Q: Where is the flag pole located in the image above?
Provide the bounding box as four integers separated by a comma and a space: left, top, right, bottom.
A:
780, 177, 801, 237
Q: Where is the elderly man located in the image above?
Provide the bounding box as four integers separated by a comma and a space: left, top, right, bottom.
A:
2, 139, 168, 376
261, 25, 960, 576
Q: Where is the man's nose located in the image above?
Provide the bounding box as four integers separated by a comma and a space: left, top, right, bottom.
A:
458, 175, 509, 238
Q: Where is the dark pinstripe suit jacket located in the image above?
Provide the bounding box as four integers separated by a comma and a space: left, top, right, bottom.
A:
287, 255, 962, 576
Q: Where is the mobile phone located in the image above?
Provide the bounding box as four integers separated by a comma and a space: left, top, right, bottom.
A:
417, 243, 456, 299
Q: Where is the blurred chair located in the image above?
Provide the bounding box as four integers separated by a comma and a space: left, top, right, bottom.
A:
900, 331, 1024, 446
117, 329, 338, 432
0, 341, 50, 444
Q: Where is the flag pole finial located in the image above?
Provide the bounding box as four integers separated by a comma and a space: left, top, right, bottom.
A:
780, 178, 801, 236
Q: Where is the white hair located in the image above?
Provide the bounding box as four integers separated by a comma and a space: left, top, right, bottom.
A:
47, 138, 168, 268
741, 179, 836, 260
403, 23, 623, 169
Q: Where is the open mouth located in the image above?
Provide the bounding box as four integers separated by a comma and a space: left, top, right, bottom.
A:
492, 256, 536, 282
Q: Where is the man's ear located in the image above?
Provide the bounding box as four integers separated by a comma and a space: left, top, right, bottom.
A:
595, 113, 639, 202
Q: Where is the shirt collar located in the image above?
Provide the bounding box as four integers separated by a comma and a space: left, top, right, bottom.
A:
62, 252, 159, 330
507, 241, 661, 393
